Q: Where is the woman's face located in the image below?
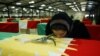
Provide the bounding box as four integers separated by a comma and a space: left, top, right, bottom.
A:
52, 29, 67, 38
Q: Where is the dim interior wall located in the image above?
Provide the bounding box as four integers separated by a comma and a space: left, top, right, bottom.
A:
67, 10, 86, 21
73, 12, 85, 21
0, 12, 52, 22
66, 10, 76, 17
0, 12, 52, 17
66, 10, 86, 21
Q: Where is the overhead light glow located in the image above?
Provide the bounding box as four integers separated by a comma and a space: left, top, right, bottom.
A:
85, 14, 89, 17
41, 11, 44, 12
92, 14, 94, 17
27, 11, 30, 13
11, 6, 15, 9
48, 6, 52, 9
69, 6, 74, 7
81, 7, 86, 11
30, 9, 33, 11
72, 8, 77, 11
73, 2, 76, 4
77, 7, 80, 11
88, 1, 94, 4
30, 5, 34, 7
29, 1, 35, 4
15, 8, 19, 11
88, 5, 92, 8
23, 8, 27, 11
75, 5, 78, 7
80, 2, 87, 4
45, 8, 49, 10
3, 9, 6, 11
41, 4, 46, 7
3, 7, 7, 11
66, 3, 72, 5
39, 7, 43, 9
57, 9, 63, 12
36, 10, 39, 12
50, 10, 54, 11
16, 2, 21, 5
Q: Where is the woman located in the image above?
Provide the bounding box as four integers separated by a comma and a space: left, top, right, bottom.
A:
45, 12, 90, 39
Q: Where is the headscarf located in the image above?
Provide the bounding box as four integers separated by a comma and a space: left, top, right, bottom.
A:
50, 12, 73, 33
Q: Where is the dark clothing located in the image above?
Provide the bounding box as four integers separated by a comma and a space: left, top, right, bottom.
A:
45, 20, 53, 35
67, 20, 90, 39
45, 20, 90, 39
45, 12, 90, 39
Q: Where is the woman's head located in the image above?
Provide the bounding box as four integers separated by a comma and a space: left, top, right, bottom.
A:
50, 23, 68, 38
49, 12, 73, 37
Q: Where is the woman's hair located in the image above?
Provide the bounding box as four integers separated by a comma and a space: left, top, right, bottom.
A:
51, 12, 73, 25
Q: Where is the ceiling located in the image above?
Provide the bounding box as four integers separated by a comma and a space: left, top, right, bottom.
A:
0, 0, 99, 13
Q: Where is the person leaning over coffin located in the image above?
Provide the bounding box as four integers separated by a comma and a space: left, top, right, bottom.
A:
45, 12, 90, 39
